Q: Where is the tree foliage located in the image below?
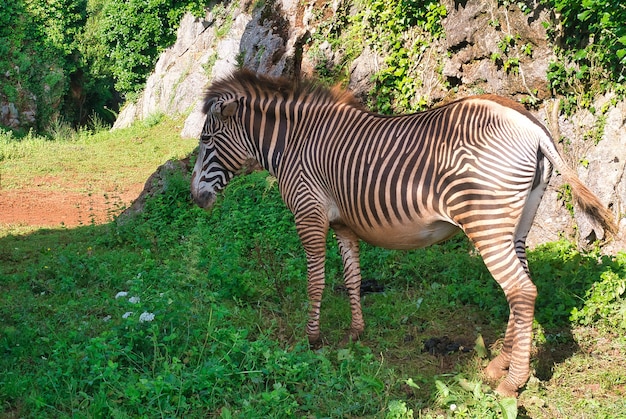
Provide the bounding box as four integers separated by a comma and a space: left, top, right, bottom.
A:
0, 0, 71, 130
84, 0, 205, 96
0, 0, 205, 132
543, 0, 626, 111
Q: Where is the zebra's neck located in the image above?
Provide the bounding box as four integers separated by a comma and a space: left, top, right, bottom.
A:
248, 119, 286, 177
245, 94, 363, 177
244, 95, 302, 177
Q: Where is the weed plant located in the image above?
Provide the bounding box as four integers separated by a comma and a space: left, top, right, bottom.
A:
1, 163, 625, 417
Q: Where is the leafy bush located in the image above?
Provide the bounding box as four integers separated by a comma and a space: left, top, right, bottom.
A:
0, 0, 206, 131
529, 241, 626, 331
364, 0, 447, 113
543, 0, 626, 112
570, 252, 626, 331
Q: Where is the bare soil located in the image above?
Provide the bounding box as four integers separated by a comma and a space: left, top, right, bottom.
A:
0, 182, 143, 227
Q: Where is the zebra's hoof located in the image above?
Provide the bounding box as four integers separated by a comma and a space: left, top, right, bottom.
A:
340, 329, 362, 346
308, 335, 324, 350
484, 363, 508, 381
495, 381, 519, 398
485, 357, 509, 381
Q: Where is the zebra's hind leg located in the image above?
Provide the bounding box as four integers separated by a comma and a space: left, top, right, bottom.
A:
514, 155, 551, 275
333, 225, 364, 343
479, 159, 548, 396
484, 160, 549, 388
469, 236, 537, 397
484, 310, 515, 381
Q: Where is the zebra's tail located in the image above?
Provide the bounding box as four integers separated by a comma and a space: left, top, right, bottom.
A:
539, 135, 619, 239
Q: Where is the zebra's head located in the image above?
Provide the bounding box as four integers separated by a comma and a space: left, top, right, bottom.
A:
191, 97, 247, 209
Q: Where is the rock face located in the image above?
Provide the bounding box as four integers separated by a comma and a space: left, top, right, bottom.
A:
440, 0, 552, 100
116, 0, 625, 251
113, 7, 252, 137
527, 95, 626, 253
1, 96, 36, 131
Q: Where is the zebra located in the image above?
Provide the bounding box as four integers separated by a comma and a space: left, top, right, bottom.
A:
190, 69, 617, 396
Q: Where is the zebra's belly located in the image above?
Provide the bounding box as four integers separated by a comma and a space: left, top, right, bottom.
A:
343, 219, 461, 250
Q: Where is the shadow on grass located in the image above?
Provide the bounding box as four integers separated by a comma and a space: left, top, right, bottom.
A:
352, 235, 621, 397
0, 203, 622, 417
528, 241, 625, 382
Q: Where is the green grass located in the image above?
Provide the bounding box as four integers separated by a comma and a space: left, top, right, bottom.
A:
0, 117, 195, 193
1, 120, 625, 417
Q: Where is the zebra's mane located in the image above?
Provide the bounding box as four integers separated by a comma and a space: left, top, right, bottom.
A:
202, 69, 364, 114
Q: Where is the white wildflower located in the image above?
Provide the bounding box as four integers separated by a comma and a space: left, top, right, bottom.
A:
122, 311, 133, 319
139, 312, 155, 323
115, 291, 128, 299
102, 315, 112, 322
450, 404, 457, 412
128, 296, 140, 304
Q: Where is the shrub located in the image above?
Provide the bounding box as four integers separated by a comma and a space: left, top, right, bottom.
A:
544, 0, 626, 112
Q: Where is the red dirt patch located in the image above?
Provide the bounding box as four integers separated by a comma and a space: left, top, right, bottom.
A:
0, 185, 143, 228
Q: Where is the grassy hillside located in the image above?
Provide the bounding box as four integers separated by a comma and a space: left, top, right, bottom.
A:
0, 115, 195, 230
1, 121, 626, 417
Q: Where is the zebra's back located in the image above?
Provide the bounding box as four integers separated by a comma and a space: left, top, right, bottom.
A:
287, 95, 546, 249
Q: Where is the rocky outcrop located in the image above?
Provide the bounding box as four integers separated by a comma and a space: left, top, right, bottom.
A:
115, 0, 625, 251
239, 0, 306, 77
441, 0, 553, 100
1, 96, 36, 131
113, 6, 252, 137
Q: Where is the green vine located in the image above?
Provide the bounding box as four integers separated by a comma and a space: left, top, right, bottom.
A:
306, 0, 366, 85
543, 0, 626, 115
363, 0, 447, 113
306, 0, 447, 114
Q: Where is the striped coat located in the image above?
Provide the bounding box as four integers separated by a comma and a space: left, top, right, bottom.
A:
190, 70, 617, 396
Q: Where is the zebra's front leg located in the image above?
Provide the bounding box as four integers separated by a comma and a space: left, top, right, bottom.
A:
304, 250, 327, 346
295, 212, 330, 346
333, 225, 364, 342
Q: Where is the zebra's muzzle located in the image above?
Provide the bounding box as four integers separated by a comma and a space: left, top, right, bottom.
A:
191, 190, 216, 209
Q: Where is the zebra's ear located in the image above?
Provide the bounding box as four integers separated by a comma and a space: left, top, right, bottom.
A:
221, 100, 238, 118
